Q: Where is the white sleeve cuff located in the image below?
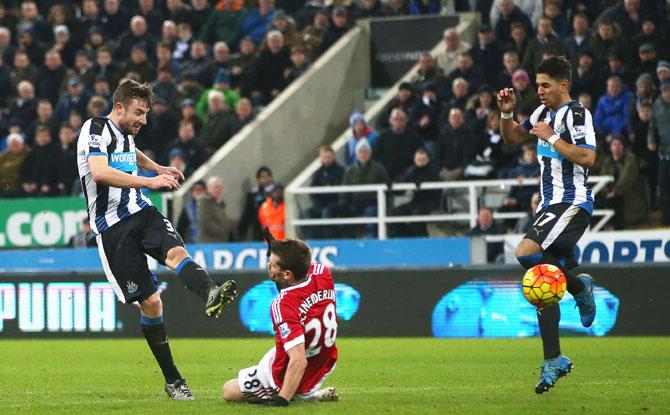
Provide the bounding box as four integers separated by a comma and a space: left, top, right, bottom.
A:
283, 335, 305, 351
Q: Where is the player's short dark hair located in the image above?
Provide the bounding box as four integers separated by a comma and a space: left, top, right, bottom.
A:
270, 239, 312, 281
536, 56, 572, 83
112, 79, 153, 108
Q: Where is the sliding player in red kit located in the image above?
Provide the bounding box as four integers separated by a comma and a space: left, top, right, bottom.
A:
222, 237, 339, 406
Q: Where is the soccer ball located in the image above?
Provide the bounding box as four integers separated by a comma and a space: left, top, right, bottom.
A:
521, 264, 567, 308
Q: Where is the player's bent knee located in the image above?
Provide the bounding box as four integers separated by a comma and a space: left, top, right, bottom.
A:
140, 293, 163, 317
222, 379, 244, 402
165, 246, 189, 269
515, 239, 543, 268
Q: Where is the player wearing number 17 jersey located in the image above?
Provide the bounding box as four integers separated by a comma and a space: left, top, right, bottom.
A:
497, 57, 597, 394
223, 239, 339, 407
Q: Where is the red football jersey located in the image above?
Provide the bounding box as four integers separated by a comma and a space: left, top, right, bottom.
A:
270, 262, 339, 394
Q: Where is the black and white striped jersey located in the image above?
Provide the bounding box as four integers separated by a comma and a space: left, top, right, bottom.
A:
77, 117, 152, 234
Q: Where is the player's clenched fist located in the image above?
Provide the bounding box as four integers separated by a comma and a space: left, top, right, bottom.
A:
497, 88, 516, 113
148, 174, 181, 190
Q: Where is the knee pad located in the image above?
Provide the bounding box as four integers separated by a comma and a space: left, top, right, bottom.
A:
516, 252, 543, 269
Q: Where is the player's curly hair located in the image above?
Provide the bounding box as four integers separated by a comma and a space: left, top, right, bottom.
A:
270, 239, 312, 281
112, 79, 153, 108
536, 56, 572, 83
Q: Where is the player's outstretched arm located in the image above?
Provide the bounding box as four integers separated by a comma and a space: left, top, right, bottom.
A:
270, 344, 308, 406
497, 88, 533, 146
89, 155, 181, 190
136, 149, 185, 181
530, 122, 596, 168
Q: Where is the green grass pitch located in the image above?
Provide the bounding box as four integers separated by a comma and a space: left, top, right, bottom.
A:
1, 337, 668, 414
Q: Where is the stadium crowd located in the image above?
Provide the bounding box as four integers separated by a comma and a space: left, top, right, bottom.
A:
0, 0, 668, 244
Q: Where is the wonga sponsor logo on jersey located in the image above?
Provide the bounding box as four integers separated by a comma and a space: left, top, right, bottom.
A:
109, 152, 137, 172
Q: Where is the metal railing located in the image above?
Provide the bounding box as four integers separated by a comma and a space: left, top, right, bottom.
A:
286, 176, 614, 239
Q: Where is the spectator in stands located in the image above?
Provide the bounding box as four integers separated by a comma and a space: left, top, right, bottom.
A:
629, 101, 657, 207
507, 21, 529, 65
239, 166, 276, 241
200, 0, 248, 48
0, 133, 30, 197
345, 111, 378, 165
36, 49, 71, 106
628, 73, 654, 137
173, 22, 193, 62
165, 0, 190, 24
572, 50, 599, 100
121, 43, 156, 83
205, 41, 232, 86
268, 11, 301, 50
18, 1, 51, 45
99, 0, 130, 41
599, 51, 633, 91
55, 77, 92, 123
434, 28, 470, 76
18, 27, 45, 68
492, 0, 534, 46
86, 95, 109, 118
188, 0, 212, 31
296, 9, 326, 59
409, 52, 441, 91
648, 80, 670, 225
22, 124, 57, 196
0, 26, 16, 66
596, 136, 649, 229
512, 69, 538, 116
229, 97, 255, 136
78, 1, 101, 43
177, 180, 207, 243
177, 97, 202, 133
285, 45, 310, 83
170, 73, 204, 118
321, 7, 350, 51
67, 111, 83, 134
305, 145, 345, 239
465, 84, 495, 134
374, 108, 424, 181
180, 40, 212, 88
437, 107, 477, 181
166, 121, 206, 170
136, 0, 164, 37
9, 51, 36, 93
196, 68, 239, 122
596, 0, 645, 39
197, 176, 235, 242
73, 51, 95, 91
9, 80, 37, 131
522, 15, 564, 73
378, 82, 416, 130
341, 138, 389, 238
470, 24, 503, 86
495, 50, 520, 91
198, 90, 232, 157
441, 77, 469, 114
83, 25, 106, 55
658, 61, 670, 86
257, 30, 291, 102
356, 0, 383, 19
259, 183, 286, 240
474, 111, 518, 176
467, 207, 504, 263
93, 47, 120, 87
230, 36, 259, 99
501, 143, 540, 211
52, 25, 76, 69
543, 0, 568, 38
144, 97, 178, 158
28, 99, 58, 142
564, 12, 592, 68
68, 218, 97, 248
410, 83, 443, 153
514, 192, 539, 234
443, 52, 484, 100
114, 15, 158, 61
151, 65, 176, 105
55, 123, 78, 195
391, 147, 440, 237
634, 43, 658, 83
594, 75, 632, 138
591, 19, 629, 69
631, 17, 668, 68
